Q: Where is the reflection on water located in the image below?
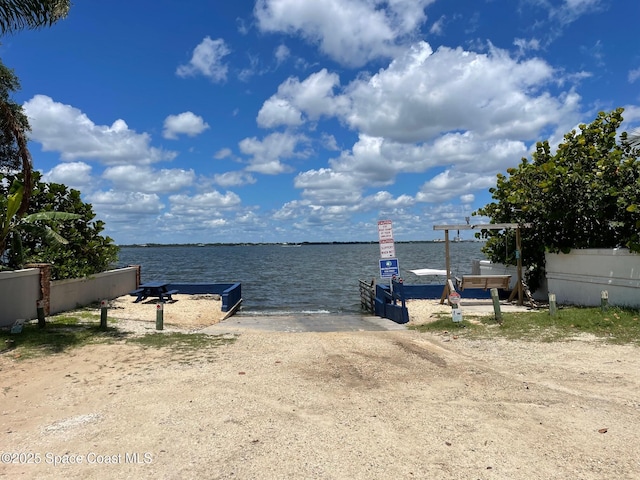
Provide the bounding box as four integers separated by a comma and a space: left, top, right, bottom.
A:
116, 242, 487, 314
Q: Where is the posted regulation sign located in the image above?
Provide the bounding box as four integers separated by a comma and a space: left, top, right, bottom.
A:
377, 220, 395, 258
379, 258, 400, 278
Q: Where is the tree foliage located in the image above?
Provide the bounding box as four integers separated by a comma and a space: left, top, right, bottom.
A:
1, 172, 119, 279
0, 177, 81, 270
0, 63, 28, 169
0, 0, 71, 215
474, 108, 640, 291
0, 175, 22, 256
0, 61, 32, 215
0, 0, 70, 35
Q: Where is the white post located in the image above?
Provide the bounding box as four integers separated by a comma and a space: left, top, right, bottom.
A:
549, 293, 557, 317
601, 290, 609, 312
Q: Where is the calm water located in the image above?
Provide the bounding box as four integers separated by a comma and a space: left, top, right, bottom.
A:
116, 242, 486, 314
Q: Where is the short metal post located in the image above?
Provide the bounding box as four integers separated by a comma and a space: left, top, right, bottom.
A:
100, 299, 108, 330
36, 300, 46, 328
549, 293, 557, 317
490, 288, 502, 322
601, 290, 609, 312
156, 303, 164, 330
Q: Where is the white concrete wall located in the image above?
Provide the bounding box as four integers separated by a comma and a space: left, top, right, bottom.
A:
0, 269, 41, 327
50, 267, 138, 315
545, 248, 640, 307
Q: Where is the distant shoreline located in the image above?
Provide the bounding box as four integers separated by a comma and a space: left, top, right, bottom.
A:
118, 240, 484, 248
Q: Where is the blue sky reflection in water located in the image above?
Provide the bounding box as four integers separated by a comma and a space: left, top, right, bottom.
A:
117, 242, 485, 314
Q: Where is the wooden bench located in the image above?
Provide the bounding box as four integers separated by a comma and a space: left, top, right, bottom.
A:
163, 289, 179, 301
455, 275, 512, 291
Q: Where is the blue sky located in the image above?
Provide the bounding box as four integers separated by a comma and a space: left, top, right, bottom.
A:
1, 0, 639, 244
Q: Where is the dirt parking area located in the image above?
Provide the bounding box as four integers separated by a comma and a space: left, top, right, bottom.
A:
1, 297, 639, 479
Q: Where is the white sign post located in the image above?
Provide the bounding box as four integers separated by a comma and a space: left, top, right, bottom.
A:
377, 220, 398, 289
449, 291, 462, 322
377, 219, 393, 240
379, 238, 396, 258
378, 220, 396, 260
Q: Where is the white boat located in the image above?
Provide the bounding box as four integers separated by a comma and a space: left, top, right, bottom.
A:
409, 268, 448, 276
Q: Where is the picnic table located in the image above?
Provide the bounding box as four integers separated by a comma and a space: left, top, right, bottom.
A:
130, 282, 178, 303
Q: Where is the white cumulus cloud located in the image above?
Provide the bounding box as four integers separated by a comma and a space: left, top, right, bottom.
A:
176, 37, 231, 82
257, 69, 349, 128
163, 112, 210, 139
23, 95, 177, 165
343, 41, 563, 143
239, 132, 306, 174
88, 190, 165, 214
102, 165, 195, 193
41, 162, 93, 190
254, 0, 435, 67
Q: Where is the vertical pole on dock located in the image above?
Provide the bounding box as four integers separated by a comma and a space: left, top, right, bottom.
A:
100, 299, 108, 330
156, 303, 164, 330
440, 229, 451, 305
36, 300, 46, 328
490, 288, 502, 323
444, 229, 451, 284
549, 293, 557, 317
515, 226, 523, 306
601, 290, 609, 312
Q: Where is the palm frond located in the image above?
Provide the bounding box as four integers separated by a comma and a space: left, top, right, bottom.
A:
23, 211, 81, 222
0, 0, 70, 35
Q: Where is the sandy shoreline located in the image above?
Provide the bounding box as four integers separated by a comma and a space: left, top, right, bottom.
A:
102, 294, 529, 335
101, 294, 230, 335
1, 296, 639, 479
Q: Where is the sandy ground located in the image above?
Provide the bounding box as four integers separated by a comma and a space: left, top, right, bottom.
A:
1, 296, 640, 479
101, 294, 229, 334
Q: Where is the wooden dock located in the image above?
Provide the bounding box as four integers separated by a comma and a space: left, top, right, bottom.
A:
359, 278, 376, 313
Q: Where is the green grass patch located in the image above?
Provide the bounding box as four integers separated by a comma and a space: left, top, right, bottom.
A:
126, 333, 238, 364
127, 332, 237, 352
410, 306, 640, 345
0, 316, 128, 359
410, 313, 486, 335
1, 311, 237, 360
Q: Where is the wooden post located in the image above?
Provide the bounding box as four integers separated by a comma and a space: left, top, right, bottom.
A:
507, 227, 524, 306
515, 226, 523, 306
490, 288, 502, 322
26, 263, 52, 316
549, 293, 557, 317
36, 300, 46, 329
359, 279, 375, 313
156, 303, 164, 330
100, 299, 108, 330
601, 290, 609, 312
440, 229, 451, 304
439, 281, 449, 305
444, 229, 451, 283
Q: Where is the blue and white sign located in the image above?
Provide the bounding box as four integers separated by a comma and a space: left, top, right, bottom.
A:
379, 258, 400, 278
